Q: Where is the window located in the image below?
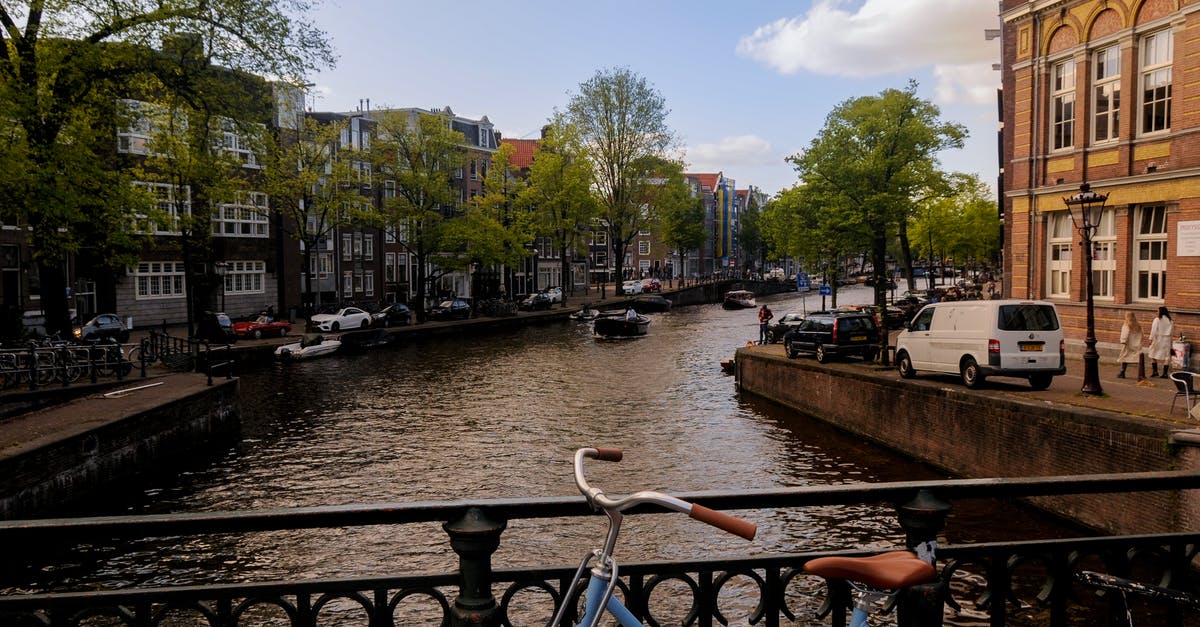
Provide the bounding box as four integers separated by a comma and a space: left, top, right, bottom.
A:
594, 251, 607, 267
117, 100, 157, 155
342, 233, 353, 260
1093, 45, 1120, 143
135, 182, 190, 235
133, 261, 186, 300
353, 232, 363, 257
364, 234, 374, 261
213, 191, 269, 238
354, 271, 363, 293
1051, 58, 1075, 150
385, 226, 396, 244
639, 260, 650, 274
478, 127, 488, 148
469, 160, 477, 180
637, 240, 650, 255
365, 271, 374, 297
1091, 208, 1116, 299
223, 261, 265, 295
592, 230, 607, 247
1047, 212, 1073, 298
343, 271, 353, 294
1134, 205, 1167, 301
1141, 30, 1172, 134
385, 252, 396, 282
219, 118, 262, 168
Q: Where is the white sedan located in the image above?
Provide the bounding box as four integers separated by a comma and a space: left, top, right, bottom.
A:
543, 286, 563, 303
309, 306, 372, 332
621, 280, 643, 295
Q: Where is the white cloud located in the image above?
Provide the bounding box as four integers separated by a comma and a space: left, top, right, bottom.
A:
687, 135, 779, 170
736, 0, 999, 105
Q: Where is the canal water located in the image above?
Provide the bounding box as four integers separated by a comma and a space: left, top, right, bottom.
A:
14, 286, 1084, 624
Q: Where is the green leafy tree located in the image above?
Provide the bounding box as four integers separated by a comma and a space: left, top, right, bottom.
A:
461, 141, 532, 299
908, 173, 1000, 281
738, 191, 766, 275
787, 81, 965, 310
369, 109, 466, 322
263, 115, 366, 311
0, 0, 332, 334
564, 68, 676, 293
660, 190, 705, 284
763, 185, 866, 308
521, 119, 598, 306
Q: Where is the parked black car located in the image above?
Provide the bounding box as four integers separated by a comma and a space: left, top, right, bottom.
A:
765, 312, 806, 343
195, 311, 236, 343
518, 292, 552, 311
372, 303, 412, 327
782, 311, 879, 363
429, 299, 472, 321
73, 313, 129, 342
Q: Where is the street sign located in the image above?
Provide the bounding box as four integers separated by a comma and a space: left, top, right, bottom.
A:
796, 277, 810, 291
818, 285, 832, 296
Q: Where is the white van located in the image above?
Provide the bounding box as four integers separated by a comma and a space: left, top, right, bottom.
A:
894, 300, 1065, 390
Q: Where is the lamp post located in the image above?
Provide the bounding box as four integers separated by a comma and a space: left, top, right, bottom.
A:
214, 261, 228, 313
1062, 182, 1108, 396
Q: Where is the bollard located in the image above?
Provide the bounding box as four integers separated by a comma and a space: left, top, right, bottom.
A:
444, 507, 507, 626
894, 489, 950, 627
1138, 352, 1146, 381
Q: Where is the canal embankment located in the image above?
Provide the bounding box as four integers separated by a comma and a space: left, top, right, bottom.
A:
733, 344, 1200, 535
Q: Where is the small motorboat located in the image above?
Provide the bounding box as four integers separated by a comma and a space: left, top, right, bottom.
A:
593, 310, 649, 339
275, 333, 342, 360
722, 290, 756, 310
569, 307, 601, 321
337, 328, 395, 352
630, 294, 672, 314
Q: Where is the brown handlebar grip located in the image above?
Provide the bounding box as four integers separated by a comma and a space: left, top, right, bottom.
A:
690, 504, 757, 540
589, 447, 623, 462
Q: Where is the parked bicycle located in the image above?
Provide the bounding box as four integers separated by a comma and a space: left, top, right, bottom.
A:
549, 447, 757, 626
1076, 570, 1200, 626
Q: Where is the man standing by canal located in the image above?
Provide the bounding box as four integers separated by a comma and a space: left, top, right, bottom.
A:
758, 304, 773, 345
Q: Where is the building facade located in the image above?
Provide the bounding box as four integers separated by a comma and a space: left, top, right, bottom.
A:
1001, 0, 1197, 366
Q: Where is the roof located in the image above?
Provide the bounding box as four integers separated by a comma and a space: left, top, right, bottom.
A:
686, 173, 720, 191
501, 138, 540, 169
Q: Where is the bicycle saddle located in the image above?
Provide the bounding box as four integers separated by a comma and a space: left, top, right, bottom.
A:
804, 550, 936, 590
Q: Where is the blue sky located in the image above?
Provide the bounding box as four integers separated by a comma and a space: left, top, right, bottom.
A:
308, 0, 1001, 197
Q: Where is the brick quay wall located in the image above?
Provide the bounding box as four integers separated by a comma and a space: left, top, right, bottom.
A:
734, 348, 1200, 535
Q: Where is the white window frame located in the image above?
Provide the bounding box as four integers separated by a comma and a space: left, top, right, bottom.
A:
364, 234, 374, 261
135, 182, 191, 235
219, 117, 263, 168
132, 261, 186, 300
1093, 44, 1121, 144
1051, 58, 1075, 151
213, 191, 269, 238
1140, 30, 1172, 135
592, 230, 607, 247
353, 270, 364, 293
342, 233, 353, 261
637, 240, 650, 255
385, 252, 396, 282
1047, 212, 1073, 298
1133, 205, 1168, 302
343, 271, 353, 294
223, 260, 266, 295
1091, 208, 1116, 300
365, 270, 374, 297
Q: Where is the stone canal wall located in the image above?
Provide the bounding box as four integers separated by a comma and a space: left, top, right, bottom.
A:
734, 349, 1198, 535
0, 378, 239, 519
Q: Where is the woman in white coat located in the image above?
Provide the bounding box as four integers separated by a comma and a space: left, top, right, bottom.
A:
1148, 306, 1174, 378
1117, 311, 1143, 379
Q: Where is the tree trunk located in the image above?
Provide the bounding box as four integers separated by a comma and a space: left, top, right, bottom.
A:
897, 221, 915, 292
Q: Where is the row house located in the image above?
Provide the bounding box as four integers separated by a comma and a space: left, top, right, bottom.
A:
684, 172, 739, 278
1001, 0, 1198, 366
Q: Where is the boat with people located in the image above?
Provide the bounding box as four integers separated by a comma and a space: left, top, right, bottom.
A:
274, 333, 342, 360
593, 309, 649, 339
722, 290, 756, 310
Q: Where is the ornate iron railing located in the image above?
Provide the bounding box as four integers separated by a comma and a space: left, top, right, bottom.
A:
0, 471, 1197, 626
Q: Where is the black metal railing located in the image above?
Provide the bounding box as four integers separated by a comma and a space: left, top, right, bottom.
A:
0, 471, 1197, 626
0, 341, 136, 392
138, 332, 236, 384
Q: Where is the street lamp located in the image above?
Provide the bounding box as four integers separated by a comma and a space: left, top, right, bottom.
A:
214, 261, 228, 313
1062, 182, 1108, 396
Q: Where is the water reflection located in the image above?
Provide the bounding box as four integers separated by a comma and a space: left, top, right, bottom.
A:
16, 287, 1081, 608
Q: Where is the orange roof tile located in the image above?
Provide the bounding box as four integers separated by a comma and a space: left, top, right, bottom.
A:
686, 173, 720, 190
501, 138, 539, 170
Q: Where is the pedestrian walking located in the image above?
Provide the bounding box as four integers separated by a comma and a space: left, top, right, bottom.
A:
1149, 306, 1174, 378
1116, 311, 1143, 379
758, 304, 773, 345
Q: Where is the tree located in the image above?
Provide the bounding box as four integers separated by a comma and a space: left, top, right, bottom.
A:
787, 81, 965, 310
462, 141, 532, 299
0, 1, 332, 334
763, 185, 866, 308
737, 190, 766, 276
908, 173, 1000, 281
263, 115, 365, 312
564, 68, 676, 293
369, 109, 466, 322
520, 119, 598, 306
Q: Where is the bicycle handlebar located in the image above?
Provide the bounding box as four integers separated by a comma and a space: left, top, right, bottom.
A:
575, 447, 757, 541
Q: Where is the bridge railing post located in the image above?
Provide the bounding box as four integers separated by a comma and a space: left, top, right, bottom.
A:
895, 489, 951, 627
444, 507, 507, 626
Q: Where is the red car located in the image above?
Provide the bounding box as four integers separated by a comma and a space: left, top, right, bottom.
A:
232, 315, 292, 339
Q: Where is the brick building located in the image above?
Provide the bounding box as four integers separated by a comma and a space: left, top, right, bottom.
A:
1001, 0, 1198, 367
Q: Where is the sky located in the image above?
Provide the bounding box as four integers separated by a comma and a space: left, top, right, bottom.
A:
307, 0, 1001, 197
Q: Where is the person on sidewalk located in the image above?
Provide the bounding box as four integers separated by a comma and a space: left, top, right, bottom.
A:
758, 304, 773, 345
1117, 311, 1143, 379
1149, 306, 1174, 378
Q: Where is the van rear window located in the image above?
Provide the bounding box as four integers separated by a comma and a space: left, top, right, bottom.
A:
998, 305, 1060, 331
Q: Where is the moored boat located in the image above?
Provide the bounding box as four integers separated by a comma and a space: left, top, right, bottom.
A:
275, 334, 342, 360
569, 306, 601, 321
630, 294, 672, 313
593, 310, 649, 339
722, 290, 756, 310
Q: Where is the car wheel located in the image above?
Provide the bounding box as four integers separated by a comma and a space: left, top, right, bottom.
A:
897, 351, 915, 379
785, 340, 798, 359
331, 322, 340, 332
815, 345, 829, 364
360, 319, 369, 328
254, 329, 263, 339
1029, 373, 1053, 391
960, 357, 983, 389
